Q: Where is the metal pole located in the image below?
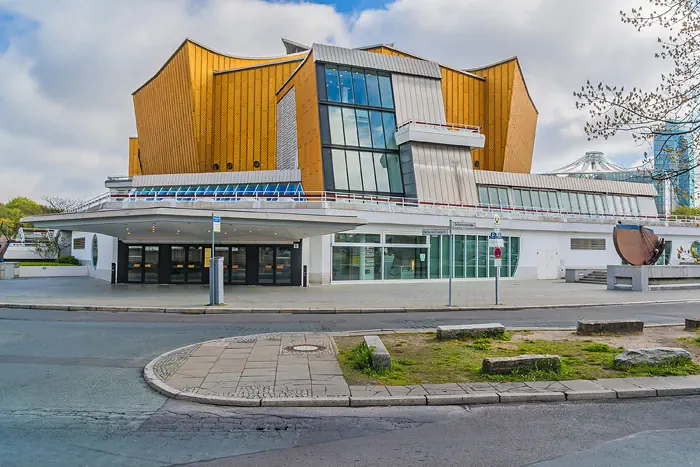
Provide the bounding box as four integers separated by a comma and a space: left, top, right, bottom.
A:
448, 219, 454, 306
495, 263, 500, 305
210, 213, 215, 305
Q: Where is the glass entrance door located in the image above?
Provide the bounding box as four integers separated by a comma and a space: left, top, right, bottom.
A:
275, 247, 292, 285
257, 246, 292, 285
187, 247, 203, 283
127, 246, 143, 283
258, 247, 275, 284
231, 247, 246, 284
171, 246, 186, 283
127, 246, 160, 283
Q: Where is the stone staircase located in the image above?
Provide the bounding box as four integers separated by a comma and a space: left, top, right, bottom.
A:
578, 269, 607, 285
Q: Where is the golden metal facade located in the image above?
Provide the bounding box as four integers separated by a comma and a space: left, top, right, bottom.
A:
128, 137, 141, 176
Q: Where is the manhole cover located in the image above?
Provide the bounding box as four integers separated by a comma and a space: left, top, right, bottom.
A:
292, 345, 320, 352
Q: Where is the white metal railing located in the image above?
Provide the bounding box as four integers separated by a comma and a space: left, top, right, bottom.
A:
68, 192, 112, 213
84, 189, 700, 228
397, 120, 481, 134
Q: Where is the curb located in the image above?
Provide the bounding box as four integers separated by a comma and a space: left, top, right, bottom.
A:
143, 333, 700, 409
3, 298, 700, 315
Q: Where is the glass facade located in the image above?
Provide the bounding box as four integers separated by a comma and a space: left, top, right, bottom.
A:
478, 185, 643, 216
320, 64, 400, 196
128, 182, 304, 202
331, 233, 520, 281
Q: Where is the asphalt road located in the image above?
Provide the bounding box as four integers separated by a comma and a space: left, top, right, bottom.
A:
1, 303, 699, 466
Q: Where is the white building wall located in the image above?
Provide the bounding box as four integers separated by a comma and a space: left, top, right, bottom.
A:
71, 232, 118, 282
391, 74, 447, 125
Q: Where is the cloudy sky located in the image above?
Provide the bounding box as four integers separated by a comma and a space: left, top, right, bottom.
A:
0, 0, 668, 202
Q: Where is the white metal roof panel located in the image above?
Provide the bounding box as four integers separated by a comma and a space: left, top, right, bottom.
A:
131, 169, 301, 188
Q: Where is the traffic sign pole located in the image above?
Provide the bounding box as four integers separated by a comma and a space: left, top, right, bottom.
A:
493, 214, 501, 305
448, 219, 454, 307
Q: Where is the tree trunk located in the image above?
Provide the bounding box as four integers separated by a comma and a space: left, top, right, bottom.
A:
0, 239, 12, 261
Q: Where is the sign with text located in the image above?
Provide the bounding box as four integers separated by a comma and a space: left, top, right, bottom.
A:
452, 221, 476, 229
212, 215, 221, 233
488, 238, 504, 248
422, 228, 449, 236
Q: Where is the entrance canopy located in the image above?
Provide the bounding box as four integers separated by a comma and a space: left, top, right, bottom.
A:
23, 207, 366, 243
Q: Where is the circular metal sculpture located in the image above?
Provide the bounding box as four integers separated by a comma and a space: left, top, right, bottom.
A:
613, 224, 666, 266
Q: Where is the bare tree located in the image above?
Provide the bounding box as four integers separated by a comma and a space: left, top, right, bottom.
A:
41, 196, 83, 214
33, 230, 71, 261
574, 0, 700, 200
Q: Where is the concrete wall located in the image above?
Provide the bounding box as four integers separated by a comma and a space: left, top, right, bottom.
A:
71, 232, 118, 282
18, 265, 87, 278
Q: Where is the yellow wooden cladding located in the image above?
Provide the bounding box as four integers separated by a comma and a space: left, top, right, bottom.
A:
503, 65, 537, 173
132, 44, 197, 174
278, 53, 323, 191
128, 137, 141, 176
212, 59, 302, 172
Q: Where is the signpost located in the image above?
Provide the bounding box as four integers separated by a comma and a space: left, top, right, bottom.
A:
210, 215, 222, 305
491, 214, 501, 305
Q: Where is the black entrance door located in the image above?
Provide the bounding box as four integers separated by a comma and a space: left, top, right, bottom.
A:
126, 246, 160, 283
258, 246, 292, 285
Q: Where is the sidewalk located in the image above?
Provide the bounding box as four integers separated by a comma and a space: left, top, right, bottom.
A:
145, 331, 700, 408
3, 277, 700, 312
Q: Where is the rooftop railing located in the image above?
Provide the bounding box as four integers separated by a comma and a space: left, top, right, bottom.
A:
397, 120, 482, 134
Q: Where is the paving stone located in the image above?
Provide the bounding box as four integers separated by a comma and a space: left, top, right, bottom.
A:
174, 367, 211, 378
309, 363, 344, 376
191, 346, 226, 357
490, 382, 529, 393
208, 365, 245, 374
246, 354, 280, 363
166, 376, 204, 388
244, 361, 278, 369
312, 384, 350, 397
350, 396, 426, 407
462, 382, 496, 392
421, 383, 468, 395
559, 380, 607, 392
426, 393, 499, 405
524, 381, 569, 392
385, 385, 428, 397
498, 392, 566, 403
185, 355, 220, 364
241, 368, 276, 377
310, 375, 347, 385
349, 385, 391, 397
238, 377, 275, 385
203, 373, 240, 383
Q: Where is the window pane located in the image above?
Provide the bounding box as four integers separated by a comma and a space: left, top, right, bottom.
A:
334, 233, 381, 243
352, 70, 368, 106
498, 188, 509, 207
561, 192, 571, 211
356, 110, 372, 147
332, 246, 382, 281
360, 152, 377, 192
586, 194, 596, 213
369, 111, 386, 149
466, 235, 477, 278
613, 195, 623, 214
378, 73, 394, 109
346, 150, 362, 190
366, 71, 381, 107
606, 195, 615, 214
441, 236, 450, 278
342, 107, 359, 146
540, 191, 550, 210
477, 235, 488, 278
386, 235, 426, 244
578, 193, 588, 213
382, 112, 397, 149
570, 192, 580, 212
455, 235, 465, 278
479, 186, 489, 205
522, 189, 532, 208
531, 190, 541, 209
384, 247, 428, 280
338, 67, 354, 104
510, 237, 520, 277
622, 196, 632, 215
386, 154, 403, 194
594, 194, 605, 214
325, 66, 340, 102
430, 235, 441, 279
332, 149, 348, 190
488, 187, 498, 206
630, 197, 640, 215
514, 189, 523, 208
374, 153, 390, 192
328, 106, 345, 145
548, 191, 559, 210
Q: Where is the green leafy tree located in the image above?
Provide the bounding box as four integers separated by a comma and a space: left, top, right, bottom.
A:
671, 206, 700, 217
0, 197, 49, 261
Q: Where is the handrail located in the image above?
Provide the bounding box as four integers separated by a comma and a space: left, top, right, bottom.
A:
397, 120, 481, 133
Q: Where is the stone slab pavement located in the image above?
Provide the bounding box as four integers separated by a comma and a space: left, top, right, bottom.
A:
145, 332, 700, 408
2, 277, 700, 313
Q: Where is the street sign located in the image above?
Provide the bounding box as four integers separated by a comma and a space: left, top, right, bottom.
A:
452, 221, 476, 229
488, 231, 503, 240
212, 215, 221, 233
494, 258, 502, 267
494, 247, 502, 259
494, 214, 501, 226
488, 238, 504, 248
422, 228, 449, 235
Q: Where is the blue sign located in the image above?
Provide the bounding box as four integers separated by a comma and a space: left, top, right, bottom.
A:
212, 216, 221, 223
212, 215, 221, 233
488, 231, 503, 240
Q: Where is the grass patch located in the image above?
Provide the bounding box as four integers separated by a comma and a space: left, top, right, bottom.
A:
678, 336, 700, 347
335, 333, 700, 385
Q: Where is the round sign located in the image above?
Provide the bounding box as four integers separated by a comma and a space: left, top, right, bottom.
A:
494, 247, 502, 259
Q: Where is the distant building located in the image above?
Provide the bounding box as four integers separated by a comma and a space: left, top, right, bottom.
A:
653, 123, 696, 214
544, 151, 648, 183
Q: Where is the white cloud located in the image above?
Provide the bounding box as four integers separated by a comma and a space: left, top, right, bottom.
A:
0, 0, 673, 201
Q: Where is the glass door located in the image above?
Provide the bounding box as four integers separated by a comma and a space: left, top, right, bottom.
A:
258, 247, 275, 284
171, 246, 185, 283
143, 246, 160, 283
275, 247, 292, 284
127, 246, 143, 283
214, 247, 230, 283
231, 247, 246, 284
187, 247, 203, 283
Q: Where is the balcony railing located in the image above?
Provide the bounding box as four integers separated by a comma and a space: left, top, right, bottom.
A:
397, 120, 481, 134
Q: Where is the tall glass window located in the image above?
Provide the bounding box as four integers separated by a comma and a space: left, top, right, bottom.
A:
540, 191, 550, 210
577, 193, 588, 213
531, 190, 542, 209
488, 187, 498, 207
466, 235, 477, 278
339, 67, 354, 104
560, 192, 571, 212
352, 70, 368, 105
356, 110, 372, 147
513, 189, 523, 208
325, 66, 341, 102
369, 111, 386, 149
360, 152, 377, 192
332, 149, 348, 190
342, 108, 359, 146
430, 235, 441, 279
366, 71, 381, 107
386, 154, 403, 193
455, 235, 465, 278
346, 150, 363, 191
570, 192, 580, 212
329, 106, 344, 145
605, 195, 615, 214
548, 191, 559, 211
384, 247, 427, 280
477, 236, 488, 278
374, 154, 391, 192
479, 186, 489, 205
586, 194, 596, 214
378, 74, 394, 108
382, 113, 397, 149
498, 188, 509, 207
332, 246, 382, 281
522, 189, 532, 209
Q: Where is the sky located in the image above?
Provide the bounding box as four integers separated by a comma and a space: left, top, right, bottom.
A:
0, 0, 669, 202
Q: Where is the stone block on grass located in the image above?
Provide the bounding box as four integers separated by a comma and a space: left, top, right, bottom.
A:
482, 354, 561, 375
577, 320, 643, 335
363, 335, 391, 370
436, 323, 506, 340
613, 348, 692, 368
685, 318, 700, 331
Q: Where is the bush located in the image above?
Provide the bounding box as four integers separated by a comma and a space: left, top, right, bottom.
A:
348, 342, 374, 371
57, 255, 80, 265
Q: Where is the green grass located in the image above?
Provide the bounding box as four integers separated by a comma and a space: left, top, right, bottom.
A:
336, 333, 700, 386
19, 262, 78, 267
677, 336, 700, 347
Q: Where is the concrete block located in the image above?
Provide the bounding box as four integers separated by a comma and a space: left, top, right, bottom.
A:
436, 323, 506, 340
577, 319, 644, 335
426, 393, 499, 406
364, 335, 391, 370
279, 308, 310, 314
128, 307, 166, 313
261, 397, 350, 407
685, 318, 700, 331
252, 308, 281, 313
498, 392, 566, 403
655, 386, 700, 397
482, 355, 560, 375
565, 390, 617, 401
613, 348, 692, 367
350, 396, 427, 407
615, 388, 657, 399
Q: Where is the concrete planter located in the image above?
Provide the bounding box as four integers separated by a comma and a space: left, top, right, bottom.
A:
18, 265, 87, 278
0, 262, 19, 280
